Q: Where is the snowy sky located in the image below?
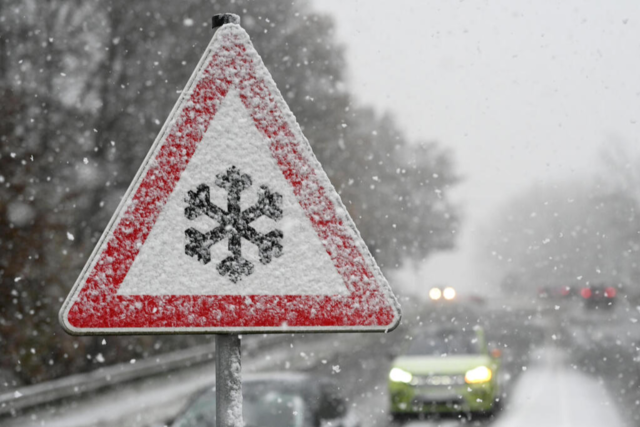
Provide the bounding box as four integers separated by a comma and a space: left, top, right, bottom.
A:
312, 0, 640, 296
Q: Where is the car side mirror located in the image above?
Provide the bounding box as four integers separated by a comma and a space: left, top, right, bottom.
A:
490, 348, 502, 359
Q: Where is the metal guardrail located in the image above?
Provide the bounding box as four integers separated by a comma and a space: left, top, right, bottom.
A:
0, 335, 287, 417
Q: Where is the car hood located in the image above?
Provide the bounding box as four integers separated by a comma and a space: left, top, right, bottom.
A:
392, 354, 493, 375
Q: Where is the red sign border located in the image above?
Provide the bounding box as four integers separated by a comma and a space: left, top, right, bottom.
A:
59, 25, 400, 334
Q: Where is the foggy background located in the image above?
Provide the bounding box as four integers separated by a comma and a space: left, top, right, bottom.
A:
314, 0, 640, 296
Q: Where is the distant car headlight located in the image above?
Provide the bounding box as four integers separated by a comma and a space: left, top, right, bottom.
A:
464, 366, 492, 384
443, 287, 456, 300
389, 367, 413, 383
429, 287, 442, 300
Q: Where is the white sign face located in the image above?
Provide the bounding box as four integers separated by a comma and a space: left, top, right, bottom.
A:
118, 93, 348, 296
59, 23, 401, 334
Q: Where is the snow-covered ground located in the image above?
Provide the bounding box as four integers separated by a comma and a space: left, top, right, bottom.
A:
492, 347, 625, 427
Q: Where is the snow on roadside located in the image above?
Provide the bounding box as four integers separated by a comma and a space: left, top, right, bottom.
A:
493, 346, 625, 427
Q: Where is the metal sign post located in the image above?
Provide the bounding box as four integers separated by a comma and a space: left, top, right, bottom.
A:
212, 16, 243, 427
215, 334, 242, 427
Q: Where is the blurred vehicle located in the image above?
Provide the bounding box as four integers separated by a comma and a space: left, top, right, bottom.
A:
581, 284, 617, 310
537, 285, 574, 300
559, 285, 574, 298
537, 286, 551, 299
429, 286, 456, 302
170, 372, 359, 427
388, 326, 501, 420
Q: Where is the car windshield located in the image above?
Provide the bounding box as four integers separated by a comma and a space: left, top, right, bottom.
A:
406, 331, 482, 356
172, 386, 306, 427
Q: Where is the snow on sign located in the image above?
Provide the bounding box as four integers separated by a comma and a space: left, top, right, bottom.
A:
59, 21, 400, 334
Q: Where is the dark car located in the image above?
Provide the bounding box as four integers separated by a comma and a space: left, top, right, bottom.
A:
170, 372, 360, 427
581, 284, 617, 309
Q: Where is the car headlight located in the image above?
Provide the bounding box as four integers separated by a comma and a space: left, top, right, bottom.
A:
389, 367, 413, 383
464, 366, 492, 384
443, 287, 456, 300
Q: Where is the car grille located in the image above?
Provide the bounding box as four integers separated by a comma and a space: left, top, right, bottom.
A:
410, 374, 465, 386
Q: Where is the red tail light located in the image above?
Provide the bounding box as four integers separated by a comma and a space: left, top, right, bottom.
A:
581, 288, 592, 299
605, 287, 616, 298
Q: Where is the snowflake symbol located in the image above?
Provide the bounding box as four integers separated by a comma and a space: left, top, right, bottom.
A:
184, 166, 283, 283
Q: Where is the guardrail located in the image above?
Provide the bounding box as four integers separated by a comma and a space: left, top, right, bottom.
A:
0, 334, 287, 417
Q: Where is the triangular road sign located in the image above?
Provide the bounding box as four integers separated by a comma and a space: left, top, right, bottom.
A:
59, 22, 401, 334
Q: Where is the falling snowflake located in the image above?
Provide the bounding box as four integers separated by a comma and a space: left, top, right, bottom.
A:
184, 166, 283, 283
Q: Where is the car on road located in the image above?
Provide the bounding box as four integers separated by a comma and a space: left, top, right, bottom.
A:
388, 326, 501, 420
537, 284, 574, 300
581, 284, 617, 310
170, 372, 359, 427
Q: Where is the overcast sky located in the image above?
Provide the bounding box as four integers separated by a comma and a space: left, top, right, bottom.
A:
312, 0, 640, 296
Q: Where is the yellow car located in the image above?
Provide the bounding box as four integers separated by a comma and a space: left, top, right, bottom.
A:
388, 326, 501, 420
